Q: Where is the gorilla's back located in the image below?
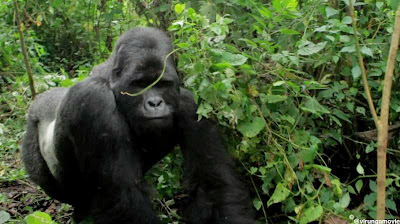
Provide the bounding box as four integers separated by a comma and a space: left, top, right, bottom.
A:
27, 87, 69, 178
27, 87, 69, 122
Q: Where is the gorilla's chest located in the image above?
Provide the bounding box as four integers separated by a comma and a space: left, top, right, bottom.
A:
135, 133, 179, 171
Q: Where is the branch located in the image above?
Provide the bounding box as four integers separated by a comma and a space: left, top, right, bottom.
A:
348, 1, 379, 127
355, 122, 400, 141
376, 1, 400, 219
14, 0, 36, 99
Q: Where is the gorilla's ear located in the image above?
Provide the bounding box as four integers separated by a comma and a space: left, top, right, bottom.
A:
112, 44, 125, 79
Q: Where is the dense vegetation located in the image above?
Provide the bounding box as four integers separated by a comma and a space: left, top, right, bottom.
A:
1, 0, 399, 223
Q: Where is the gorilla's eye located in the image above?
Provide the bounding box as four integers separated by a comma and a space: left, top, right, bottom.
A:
158, 80, 174, 88
130, 80, 148, 88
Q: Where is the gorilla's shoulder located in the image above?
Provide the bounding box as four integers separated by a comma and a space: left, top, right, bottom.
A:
27, 88, 69, 122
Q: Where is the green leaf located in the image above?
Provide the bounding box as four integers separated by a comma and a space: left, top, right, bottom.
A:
376, 2, 384, 9
352, 65, 361, 79
250, 167, 258, 174
25, 211, 54, 224
260, 94, 288, 104
273, 81, 286, 86
280, 28, 300, 35
0, 211, 10, 224
258, 7, 271, 18
174, 3, 186, 14
298, 148, 315, 163
199, 2, 216, 22
339, 35, 351, 43
159, 4, 169, 12
299, 205, 323, 224
298, 42, 327, 56
331, 179, 343, 196
237, 117, 266, 138
176, 43, 190, 48
325, 35, 335, 42
366, 144, 374, 153
210, 49, 248, 66
361, 46, 373, 57
267, 183, 291, 206
210, 23, 222, 35
60, 79, 74, 87
369, 180, 377, 192
356, 180, 363, 193
356, 163, 365, 175
52, 0, 62, 8
341, 16, 352, 24
333, 109, 351, 123
356, 106, 366, 115
348, 185, 356, 194
286, 0, 298, 11
339, 192, 351, 208
325, 6, 339, 18
390, 0, 400, 10
253, 199, 263, 211
340, 45, 356, 53
303, 164, 331, 173
259, 167, 266, 175
272, 0, 282, 10
197, 103, 213, 118
300, 96, 330, 116
387, 199, 398, 212
281, 115, 295, 125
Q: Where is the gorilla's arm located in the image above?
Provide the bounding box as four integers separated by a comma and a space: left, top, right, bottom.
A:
54, 77, 159, 224
178, 89, 255, 224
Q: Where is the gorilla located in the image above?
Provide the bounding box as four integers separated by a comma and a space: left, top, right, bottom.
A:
22, 27, 255, 224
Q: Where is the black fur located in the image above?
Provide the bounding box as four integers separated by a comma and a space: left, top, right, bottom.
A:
22, 27, 255, 224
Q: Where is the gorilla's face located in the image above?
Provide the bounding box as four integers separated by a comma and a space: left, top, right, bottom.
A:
111, 55, 180, 137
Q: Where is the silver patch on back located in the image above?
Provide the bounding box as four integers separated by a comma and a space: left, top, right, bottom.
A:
38, 120, 59, 178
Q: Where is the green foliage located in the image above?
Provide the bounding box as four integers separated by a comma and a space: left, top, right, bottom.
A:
25, 211, 56, 224
0, 211, 11, 224
1, 0, 400, 223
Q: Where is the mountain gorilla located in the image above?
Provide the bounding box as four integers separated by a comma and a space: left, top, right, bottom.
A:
22, 27, 255, 224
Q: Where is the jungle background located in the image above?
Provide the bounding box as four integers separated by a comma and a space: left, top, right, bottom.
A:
1, 0, 400, 223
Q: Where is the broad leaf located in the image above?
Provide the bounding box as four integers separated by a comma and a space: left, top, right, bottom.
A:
237, 117, 266, 138
300, 205, 323, 224
339, 192, 351, 208
253, 199, 263, 211
267, 183, 291, 206
210, 49, 248, 66
356, 179, 363, 193
0, 211, 10, 224
25, 211, 54, 224
340, 45, 356, 53
300, 96, 330, 116
325, 6, 339, 18
260, 94, 288, 104
298, 42, 327, 56
361, 46, 373, 57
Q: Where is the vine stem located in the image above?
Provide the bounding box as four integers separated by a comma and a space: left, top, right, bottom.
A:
348, 0, 379, 127
349, 0, 400, 220
120, 49, 180, 97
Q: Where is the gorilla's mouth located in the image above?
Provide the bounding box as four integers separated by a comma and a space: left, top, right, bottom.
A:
143, 115, 172, 120
146, 116, 169, 120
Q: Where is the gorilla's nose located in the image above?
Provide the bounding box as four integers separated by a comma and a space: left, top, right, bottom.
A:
145, 96, 165, 111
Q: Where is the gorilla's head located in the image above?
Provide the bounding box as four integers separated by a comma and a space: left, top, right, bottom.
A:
109, 28, 180, 137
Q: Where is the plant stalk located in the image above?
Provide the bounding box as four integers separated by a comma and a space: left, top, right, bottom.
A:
376, 2, 400, 220
349, 0, 400, 220
14, 0, 36, 99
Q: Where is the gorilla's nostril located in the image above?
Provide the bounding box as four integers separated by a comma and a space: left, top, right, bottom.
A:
147, 97, 164, 109
148, 101, 156, 107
